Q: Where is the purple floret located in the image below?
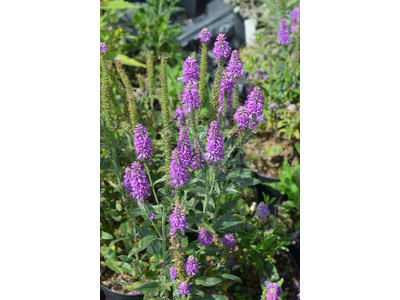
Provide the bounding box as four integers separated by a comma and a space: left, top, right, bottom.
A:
257, 202, 270, 222
227, 50, 244, 78
199, 27, 212, 43
185, 255, 199, 276
204, 120, 224, 163
199, 227, 214, 246
212, 33, 231, 61
134, 123, 155, 164
178, 56, 199, 83
169, 202, 188, 235
170, 266, 177, 281
123, 162, 151, 203
178, 282, 190, 295
100, 42, 107, 53
222, 233, 235, 247
278, 19, 291, 46
169, 148, 190, 188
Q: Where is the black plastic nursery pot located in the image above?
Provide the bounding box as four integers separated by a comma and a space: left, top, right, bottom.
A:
286, 250, 300, 300
241, 156, 283, 216
100, 283, 144, 300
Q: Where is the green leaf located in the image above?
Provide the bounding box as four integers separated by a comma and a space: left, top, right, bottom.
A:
195, 277, 222, 287
226, 169, 241, 181
202, 296, 229, 300
214, 214, 245, 230
231, 177, 261, 188
101, 0, 138, 10
186, 212, 205, 225
128, 235, 157, 257
277, 278, 284, 286
101, 231, 114, 240
264, 261, 279, 282
120, 262, 132, 273
116, 202, 122, 211
186, 186, 208, 194
293, 87, 300, 94
201, 223, 216, 234
105, 258, 123, 273
126, 280, 160, 292
153, 175, 166, 186
250, 253, 264, 269
221, 274, 242, 284
221, 187, 239, 194
266, 145, 283, 157
109, 236, 130, 247
159, 282, 174, 291
116, 54, 146, 68
186, 240, 198, 255
284, 69, 291, 82
295, 143, 300, 155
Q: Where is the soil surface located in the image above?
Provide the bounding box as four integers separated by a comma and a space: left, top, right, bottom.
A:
100, 262, 143, 296
243, 129, 299, 179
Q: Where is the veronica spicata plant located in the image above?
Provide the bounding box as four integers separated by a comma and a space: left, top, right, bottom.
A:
100, 24, 297, 298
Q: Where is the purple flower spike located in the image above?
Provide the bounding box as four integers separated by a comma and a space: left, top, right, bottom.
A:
170, 267, 177, 281
169, 202, 188, 235
278, 19, 291, 46
199, 27, 212, 43
134, 124, 155, 164
177, 126, 192, 169
100, 42, 107, 53
265, 282, 283, 300
222, 233, 235, 247
219, 71, 235, 116
178, 282, 190, 295
212, 33, 231, 61
169, 149, 190, 188
182, 81, 201, 113
199, 227, 213, 246
227, 50, 244, 78
114, 57, 121, 62
174, 106, 186, 128
245, 86, 264, 130
149, 212, 155, 220
185, 255, 199, 276
123, 162, 151, 203
233, 106, 249, 130
257, 202, 270, 222
290, 7, 300, 33
190, 139, 205, 171
204, 120, 224, 163
178, 56, 199, 83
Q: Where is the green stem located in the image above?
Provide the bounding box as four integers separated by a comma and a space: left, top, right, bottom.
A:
161, 206, 167, 264
203, 167, 215, 215
145, 163, 159, 204
104, 128, 127, 203
138, 201, 162, 238
213, 185, 222, 222
132, 223, 142, 276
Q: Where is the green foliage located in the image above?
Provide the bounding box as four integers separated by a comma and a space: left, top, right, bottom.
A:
100, 6, 300, 295
129, 0, 183, 62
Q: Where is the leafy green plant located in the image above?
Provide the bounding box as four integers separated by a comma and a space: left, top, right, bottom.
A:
129, 0, 184, 63
100, 24, 299, 298
266, 144, 300, 232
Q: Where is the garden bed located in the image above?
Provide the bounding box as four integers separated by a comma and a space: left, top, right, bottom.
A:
243, 129, 299, 179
